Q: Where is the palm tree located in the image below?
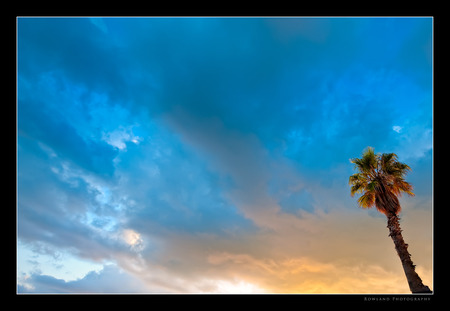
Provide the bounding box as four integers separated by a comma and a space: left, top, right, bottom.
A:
349, 147, 431, 293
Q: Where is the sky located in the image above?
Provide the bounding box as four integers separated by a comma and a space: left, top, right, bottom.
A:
17, 17, 433, 294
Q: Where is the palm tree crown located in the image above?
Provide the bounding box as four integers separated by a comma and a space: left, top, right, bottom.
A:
349, 147, 414, 216
348, 147, 431, 293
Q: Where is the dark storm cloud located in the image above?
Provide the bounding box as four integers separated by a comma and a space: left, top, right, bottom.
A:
18, 18, 127, 100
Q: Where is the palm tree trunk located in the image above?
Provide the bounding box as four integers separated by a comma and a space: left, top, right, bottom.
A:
386, 213, 432, 293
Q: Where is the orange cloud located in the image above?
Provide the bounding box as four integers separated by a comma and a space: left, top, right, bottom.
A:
130, 203, 432, 293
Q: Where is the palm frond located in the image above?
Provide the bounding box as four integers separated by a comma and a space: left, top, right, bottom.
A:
350, 147, 378, 175
349, 173, 369, 197
349, 157, 366, 172
349, 147, 415, 215
357, 191, 376, 209
348, 173, 368, 184
367, 179, 379, 192
380, 152, 411, 178
362, 146, 378, 169
391, 179, 415, 197
392, 161, 412, 175
350, 183, 364, 197
381, 152, 397, 164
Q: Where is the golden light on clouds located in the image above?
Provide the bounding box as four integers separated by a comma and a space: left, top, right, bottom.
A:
120, 204, 432, 294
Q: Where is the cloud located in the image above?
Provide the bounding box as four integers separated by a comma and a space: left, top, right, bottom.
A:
205, 252, 412, 294
18, 264, 149, 293
114, 122, 239, 232
393, 125, 402, 133
18, 18, 128, 101
105, 204, 431, 293
18, 73, 119, 177
102, 126, 141, 150
392, 123, 432, 162
18, 135, 135, 264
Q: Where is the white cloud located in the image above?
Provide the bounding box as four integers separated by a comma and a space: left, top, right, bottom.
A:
102, 126, 142, 150
17, 241, 104, 284
393, 125, 402, 133
18, 264, 149, 293
122, 229, 144, 252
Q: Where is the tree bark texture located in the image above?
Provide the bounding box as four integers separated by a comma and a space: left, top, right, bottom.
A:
386, 213, 432, 293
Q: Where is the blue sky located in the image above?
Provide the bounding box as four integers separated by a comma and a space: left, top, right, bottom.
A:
17, 17, 432, 293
